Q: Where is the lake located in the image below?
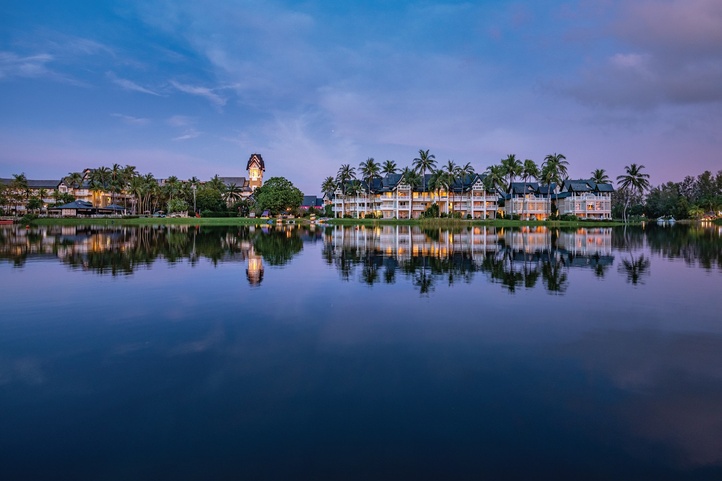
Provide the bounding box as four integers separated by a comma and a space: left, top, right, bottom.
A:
1, 223, 721, 480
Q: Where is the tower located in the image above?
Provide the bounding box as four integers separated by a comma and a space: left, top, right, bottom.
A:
246, 153, 265, 191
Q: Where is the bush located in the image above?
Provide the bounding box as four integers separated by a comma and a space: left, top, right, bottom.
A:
20, 214, 38, 224
558, 214, 578, 221
200, 210, 234, 218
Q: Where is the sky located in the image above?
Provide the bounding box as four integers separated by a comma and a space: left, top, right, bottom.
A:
1, 0, 721, 195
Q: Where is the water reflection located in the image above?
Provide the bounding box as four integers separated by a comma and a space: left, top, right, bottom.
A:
324, 225, 614, 295
0, 224, 322, 285
1, 223, 720, 292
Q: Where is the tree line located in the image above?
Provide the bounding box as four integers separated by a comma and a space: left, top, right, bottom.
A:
1, 166, 305, 217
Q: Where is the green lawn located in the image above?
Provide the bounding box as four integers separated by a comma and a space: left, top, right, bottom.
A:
27, 216, 629, 228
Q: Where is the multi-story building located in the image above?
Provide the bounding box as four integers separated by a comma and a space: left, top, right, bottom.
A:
503, 180, 614, 220
332, 173, 499, 219
556, 179, 614, 220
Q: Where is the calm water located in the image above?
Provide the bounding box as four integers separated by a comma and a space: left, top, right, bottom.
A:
1, 223, 721, 480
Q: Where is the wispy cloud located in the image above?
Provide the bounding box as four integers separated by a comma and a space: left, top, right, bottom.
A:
172, 128, 201, 141
170, 80, 226, 107
106, 71, 159, 95
111, 113, 150, 126
167, 115, 194, 127
0, 51, 53, 79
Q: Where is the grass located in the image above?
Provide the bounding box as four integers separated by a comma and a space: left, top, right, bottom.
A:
25, 215, 631, 228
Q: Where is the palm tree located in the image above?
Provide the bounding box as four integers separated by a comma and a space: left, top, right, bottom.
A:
109, 163, 125, 206
442, 160, 459, 216
345, 180, 363, 218
129, 175, 146, 214
63, 171, 85, 190
541, 153, 569, 219
224, 183, 242, 206
88, 167, 111, 206
616, 163, 651, 223
590, 168, 610, 184
208, 174, 227, 194
336, 164, 356, 218
382, 160, 398, 177
9, 173, 29, 214
321, 176, 336, 198
359, 157, 380, 217
400, 167, 422, 219
500, 155, 522, 217
428, 169, 449, 216
164, 176, 181, 202
457, 162, 475, 217
521, 159, 539, 220
413, 149, 436, 191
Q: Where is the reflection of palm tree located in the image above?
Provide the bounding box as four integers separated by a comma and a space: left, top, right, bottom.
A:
618, 254, 651, 285
542, 257, 568, 294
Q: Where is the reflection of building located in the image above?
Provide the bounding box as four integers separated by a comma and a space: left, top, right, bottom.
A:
328, 225, 501, 261
333, 174, 498, 219
327, 225, 613, 261
246, 245, 264, 286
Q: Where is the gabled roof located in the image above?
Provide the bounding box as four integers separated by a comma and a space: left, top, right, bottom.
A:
302, 195, 318, 207
561, 179, 615, 193
50, 200, 94, 210
219, 177, 249, 189
246, 153, 265, 171
508, 182, 540, 195
0, 178, 61, 189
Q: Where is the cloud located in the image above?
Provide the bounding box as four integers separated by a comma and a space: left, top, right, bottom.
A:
167, 115, 194, 127
111, 113, 150, 126
560, 0, 722, 109
170, 80, 226, 107
173, 128, 201, 141
106, 71, 160, 95
0, 51, 53, 79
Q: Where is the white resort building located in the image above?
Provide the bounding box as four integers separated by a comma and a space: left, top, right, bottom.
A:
332, 173, 499, 219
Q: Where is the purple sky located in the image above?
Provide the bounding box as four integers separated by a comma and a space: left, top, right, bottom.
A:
1, 0, 721, 194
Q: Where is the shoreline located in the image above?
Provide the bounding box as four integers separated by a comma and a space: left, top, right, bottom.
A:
18, 216, 641, 228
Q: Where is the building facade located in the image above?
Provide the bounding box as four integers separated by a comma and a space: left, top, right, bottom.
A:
332, 173, 499, 219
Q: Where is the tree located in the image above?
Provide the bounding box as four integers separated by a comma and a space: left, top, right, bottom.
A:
9, 173, 29, 214
252, 177, 303, 216
207, 174, 227, 194
413, 149, 436, 191
428, 170, 448, 216
359, 157, 380, 217
501, 155, 522, 217
321, 176, 336, 198
400, 167, 422, 219
223, 182, 243, 207
335, 164, 356, 217
442, 160, 459, 215
382, 160, 398, 176
88, 167, 111, 206
616, 163, 650, 222
541, 153, 569, 219
167, 198, 189, 215
195, 185, 226, 213
591, 169, 610, 184
521, 159, 539, 219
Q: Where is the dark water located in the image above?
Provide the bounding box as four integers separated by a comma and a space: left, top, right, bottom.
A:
1, 223, 721, 480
